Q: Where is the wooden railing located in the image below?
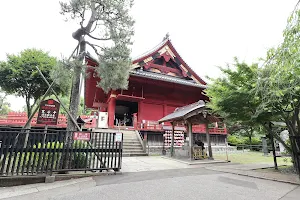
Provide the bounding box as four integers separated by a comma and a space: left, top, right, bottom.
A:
0, 112, 97, 129
0, 113, 227, 134
136, 120, 227, 134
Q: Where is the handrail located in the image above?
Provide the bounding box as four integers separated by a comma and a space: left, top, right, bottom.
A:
135, 130, 146, 152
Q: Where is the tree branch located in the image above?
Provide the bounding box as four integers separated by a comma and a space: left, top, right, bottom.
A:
68, 42, 80, 61
86, 32, 111, 41
79, 6, 86, 27
85, 41, 103, 56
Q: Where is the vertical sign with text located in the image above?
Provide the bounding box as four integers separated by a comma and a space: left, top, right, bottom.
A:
37, 99, 60, 125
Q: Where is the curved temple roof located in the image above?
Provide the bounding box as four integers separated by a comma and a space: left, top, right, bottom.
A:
158, 100, 219, 124
132, 38, 207, 86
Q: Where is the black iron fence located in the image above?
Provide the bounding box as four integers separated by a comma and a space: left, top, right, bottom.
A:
0, 127, 123, 176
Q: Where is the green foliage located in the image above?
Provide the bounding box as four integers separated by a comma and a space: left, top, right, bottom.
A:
227, 135, 243, 145
50, 59, 73, 94
60, 0, 135, 93
48, 95, 91, 115
0, 49, 69, 117
206, 58, 267, 146
228, 135, 261, 146
243, 137, 262, 146
97, 43, 132, 93
206, 58, 262, 123
0, 103, 12, 115
255, 9, 300, 139
0, 89, 11, 115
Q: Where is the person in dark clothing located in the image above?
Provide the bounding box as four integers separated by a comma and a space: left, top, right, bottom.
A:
195, 140, 205, 150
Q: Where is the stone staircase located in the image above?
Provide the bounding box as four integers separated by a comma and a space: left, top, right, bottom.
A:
94, 128, 147, 157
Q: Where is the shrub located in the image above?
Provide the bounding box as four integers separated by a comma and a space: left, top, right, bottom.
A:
227, 135, 243, 145
243, 137, 262, 145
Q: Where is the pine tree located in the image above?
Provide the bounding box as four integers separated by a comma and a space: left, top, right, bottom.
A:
59, 0, 135, 131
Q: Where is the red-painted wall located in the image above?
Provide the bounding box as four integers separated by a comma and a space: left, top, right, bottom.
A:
85, 68, 208, 125
127, 78, 206, 124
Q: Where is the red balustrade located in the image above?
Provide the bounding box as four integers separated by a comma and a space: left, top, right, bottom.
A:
136, 120, 227, 134
0, 112, 226, 134
0, 112, 96, 129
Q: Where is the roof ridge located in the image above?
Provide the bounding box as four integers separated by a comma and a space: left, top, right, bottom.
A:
132, 38, 169, 61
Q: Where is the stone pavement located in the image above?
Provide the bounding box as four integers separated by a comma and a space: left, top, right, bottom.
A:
207, 163, 300, 185
1, 156, 300, 199
121, 156, 192, 172
3, 168, 299, 200
0, 177, 95, 200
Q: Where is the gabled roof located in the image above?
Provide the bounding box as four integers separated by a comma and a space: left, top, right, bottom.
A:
84, 37, 208, 90
158, 100, 219, 124
132, 38, 207, 85
130, 70, 207, 88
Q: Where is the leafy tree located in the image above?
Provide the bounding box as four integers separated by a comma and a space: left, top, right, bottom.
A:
49, 95, 90, 115
0, 49, 69, 118
206, 59, 263, 146
0, 89, 11, 115
0, 88, 7, 113
254, 8, 300, 168
59, 0, 134, 131
0, 103, 11, 115
206, 58, 291, 152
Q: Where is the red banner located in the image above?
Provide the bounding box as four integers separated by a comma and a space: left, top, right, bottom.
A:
73, 132, 91, 141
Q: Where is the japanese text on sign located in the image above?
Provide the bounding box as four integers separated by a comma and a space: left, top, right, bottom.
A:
37, 99, 60, 125
115, 133, 123, 142
73, 132, 91, 141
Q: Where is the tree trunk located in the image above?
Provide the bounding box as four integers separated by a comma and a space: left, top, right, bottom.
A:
249, 136, 252, 151
67, 1, 95, 133
25, 96, 31, 120
67, 64, 82, 132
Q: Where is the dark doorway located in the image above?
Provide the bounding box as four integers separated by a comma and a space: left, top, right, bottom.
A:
115, 100, 138, 127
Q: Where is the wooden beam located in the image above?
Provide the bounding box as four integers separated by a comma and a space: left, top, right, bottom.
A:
183, 108, 204, 121
187, 120, 193, 160
205, 123, 213, 159
171, 122, 175, 157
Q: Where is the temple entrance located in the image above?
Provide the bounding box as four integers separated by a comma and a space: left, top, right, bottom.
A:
115, 100, 138, 127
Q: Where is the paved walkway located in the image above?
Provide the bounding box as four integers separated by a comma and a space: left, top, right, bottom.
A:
207, 163, 300, 185
1, 156, 300, 199
121, 156, 192, 172
3, 168, 300, 200
0, 177, 95, 199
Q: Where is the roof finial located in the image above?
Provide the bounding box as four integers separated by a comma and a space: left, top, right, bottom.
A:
163, 32, 170, 41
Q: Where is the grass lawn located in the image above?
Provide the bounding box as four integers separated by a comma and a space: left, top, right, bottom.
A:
214, 151, 292, 165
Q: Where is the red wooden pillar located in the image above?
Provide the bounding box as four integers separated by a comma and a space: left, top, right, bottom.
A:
133, 113, 138, 129
108, 96, 116, 128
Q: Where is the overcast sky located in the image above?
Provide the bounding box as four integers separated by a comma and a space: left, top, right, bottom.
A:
0, 0, 297, 111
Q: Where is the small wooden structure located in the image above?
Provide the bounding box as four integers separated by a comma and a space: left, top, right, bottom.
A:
158, 100, 220, 160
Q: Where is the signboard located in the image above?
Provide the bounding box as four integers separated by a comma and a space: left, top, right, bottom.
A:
73, 132, 91, 141
115, 132, 123, 143
37, 99, 60, 125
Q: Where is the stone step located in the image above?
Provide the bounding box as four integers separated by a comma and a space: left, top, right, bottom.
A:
123, 147, 143, 151
122, 142, 141, 145
123, 145, 143, 148
122, 137, 138, 140
122, 152, 148, 157
123, 148, 145, 152
123, 138, 139, 141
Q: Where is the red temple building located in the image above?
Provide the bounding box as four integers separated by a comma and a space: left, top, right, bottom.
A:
85, 37, 227, 150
